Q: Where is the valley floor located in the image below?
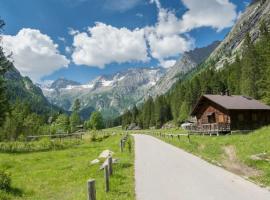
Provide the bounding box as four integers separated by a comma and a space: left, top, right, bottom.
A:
0, 134, 135, 200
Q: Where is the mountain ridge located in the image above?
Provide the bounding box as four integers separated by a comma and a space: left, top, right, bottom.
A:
41, 40, 219, 119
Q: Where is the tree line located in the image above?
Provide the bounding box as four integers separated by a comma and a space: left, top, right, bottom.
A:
121, 21, 270, 129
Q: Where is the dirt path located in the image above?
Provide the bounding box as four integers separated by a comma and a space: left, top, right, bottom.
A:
134, 134, 270, 200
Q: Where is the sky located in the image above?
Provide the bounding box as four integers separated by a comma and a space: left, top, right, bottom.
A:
0, 0, 250, 83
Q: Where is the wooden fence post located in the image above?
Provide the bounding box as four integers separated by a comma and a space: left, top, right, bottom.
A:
108, 156, 113, 176
104, 165, 110, 192
87, 179, 96, 200
120, 140, 123, 152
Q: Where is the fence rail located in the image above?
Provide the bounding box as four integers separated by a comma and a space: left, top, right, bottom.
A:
185, 123, 231, 135
27, 133, 84, 141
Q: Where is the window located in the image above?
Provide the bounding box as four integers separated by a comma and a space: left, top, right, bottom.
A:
238, 113, 244, 121
218, 115, 225, 123
252, 113, 258, 121
207, 113, 216, 123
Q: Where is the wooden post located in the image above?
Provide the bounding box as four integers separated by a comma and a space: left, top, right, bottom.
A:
108, 156, 113, 176
104, 165, 110, 192
120, 140, 123, 152
87, 179, 96, 200
188, 134, 191, 143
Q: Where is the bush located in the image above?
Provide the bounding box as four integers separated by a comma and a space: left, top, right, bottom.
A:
0, 170, 11, 191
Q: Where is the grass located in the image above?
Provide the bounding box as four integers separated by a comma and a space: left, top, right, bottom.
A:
132, 126, 270, 187
0, 133, 135, 200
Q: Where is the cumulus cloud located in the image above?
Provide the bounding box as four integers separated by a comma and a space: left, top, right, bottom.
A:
160, 59, 177, 68
179, 0, 237, 32
2, 28, 69, 81
70, 0, 237, 69
147, 33, 194, 60
72, 22, 149, 68
145, 0, 237, 66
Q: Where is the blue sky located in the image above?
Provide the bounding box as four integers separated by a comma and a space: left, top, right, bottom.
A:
0, 0, 250, 83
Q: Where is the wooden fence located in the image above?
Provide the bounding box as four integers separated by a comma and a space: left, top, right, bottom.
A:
87, 134, 130, 200
27, 132, 84, 141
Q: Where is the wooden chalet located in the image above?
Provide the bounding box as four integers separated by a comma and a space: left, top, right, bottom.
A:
189, 94, 270, 134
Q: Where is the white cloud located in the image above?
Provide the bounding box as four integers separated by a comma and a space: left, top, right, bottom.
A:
145, 0, 237, 65
65, 46, 72, 54
58, 37, 66, 43
68, 27, 80, 36
147, 33, 194, 60
179, 0, 237, 32
160, 59, 176, 68
103, 0, 141, 12
70, 0, 237, 69
2, 28, 70, 81
72, 22, 149, 68
136, 13, 144, 18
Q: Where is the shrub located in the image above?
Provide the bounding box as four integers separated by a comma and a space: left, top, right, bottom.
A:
0, 170, 11, 191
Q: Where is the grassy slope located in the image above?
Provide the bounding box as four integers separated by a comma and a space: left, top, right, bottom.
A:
133, 127, 270, 187
0, 134, 134, 200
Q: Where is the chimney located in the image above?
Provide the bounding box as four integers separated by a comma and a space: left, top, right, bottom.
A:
225, 89, 230, 96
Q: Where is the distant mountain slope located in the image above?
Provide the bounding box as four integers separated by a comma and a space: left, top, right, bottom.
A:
50, 78, 80, 90
42, 68, 165, 119
149, 41, 220, 96
209, 0, 270, 68
4, 65, 60, 114
41, 40, 221, 119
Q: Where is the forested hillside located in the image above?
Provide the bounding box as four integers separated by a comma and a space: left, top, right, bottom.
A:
121, 21, 270, 129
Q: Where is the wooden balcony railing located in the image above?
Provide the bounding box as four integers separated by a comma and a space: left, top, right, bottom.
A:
185, 123, 231, 135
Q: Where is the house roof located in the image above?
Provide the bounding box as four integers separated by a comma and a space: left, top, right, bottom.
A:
191, 95, 270, 116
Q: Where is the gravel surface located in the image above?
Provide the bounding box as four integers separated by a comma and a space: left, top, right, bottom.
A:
134, 134, 270, 200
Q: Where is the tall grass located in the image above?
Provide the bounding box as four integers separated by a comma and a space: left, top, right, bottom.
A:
0, 138, 82, 153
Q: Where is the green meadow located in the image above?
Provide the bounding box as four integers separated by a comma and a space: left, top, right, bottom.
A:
0, 134, 134, 200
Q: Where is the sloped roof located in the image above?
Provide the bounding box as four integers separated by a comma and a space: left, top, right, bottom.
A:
191, 95, 270, 116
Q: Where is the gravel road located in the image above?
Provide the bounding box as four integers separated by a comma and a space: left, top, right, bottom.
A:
134, 134, 270, 200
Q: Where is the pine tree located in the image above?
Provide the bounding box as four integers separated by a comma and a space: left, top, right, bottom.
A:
88, 111, 104, 130
257, 21, 270, 103
0, 19, 10, 128
121, 110, 132, 129
54, 114, 70, 133
141, 96, 155, 129
70, 99, 81, 132
131, 105, 139, 124
72, 99, 81, 113
241, 33, 260, 98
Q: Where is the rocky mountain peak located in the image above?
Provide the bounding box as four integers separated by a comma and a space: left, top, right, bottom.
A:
50, 78, 80, 90
149, 41, 220, 96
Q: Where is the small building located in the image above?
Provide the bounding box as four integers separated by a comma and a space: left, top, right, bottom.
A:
190, 95, 270, 133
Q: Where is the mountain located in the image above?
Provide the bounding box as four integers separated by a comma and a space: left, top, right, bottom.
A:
42, 67, 165, 119
50, 78, 80, 90
209, 0, 270, 68
4, 65, 61, 114
149, 41, 220, 96
41, 40, 220, 119
120, 0, 270, 129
